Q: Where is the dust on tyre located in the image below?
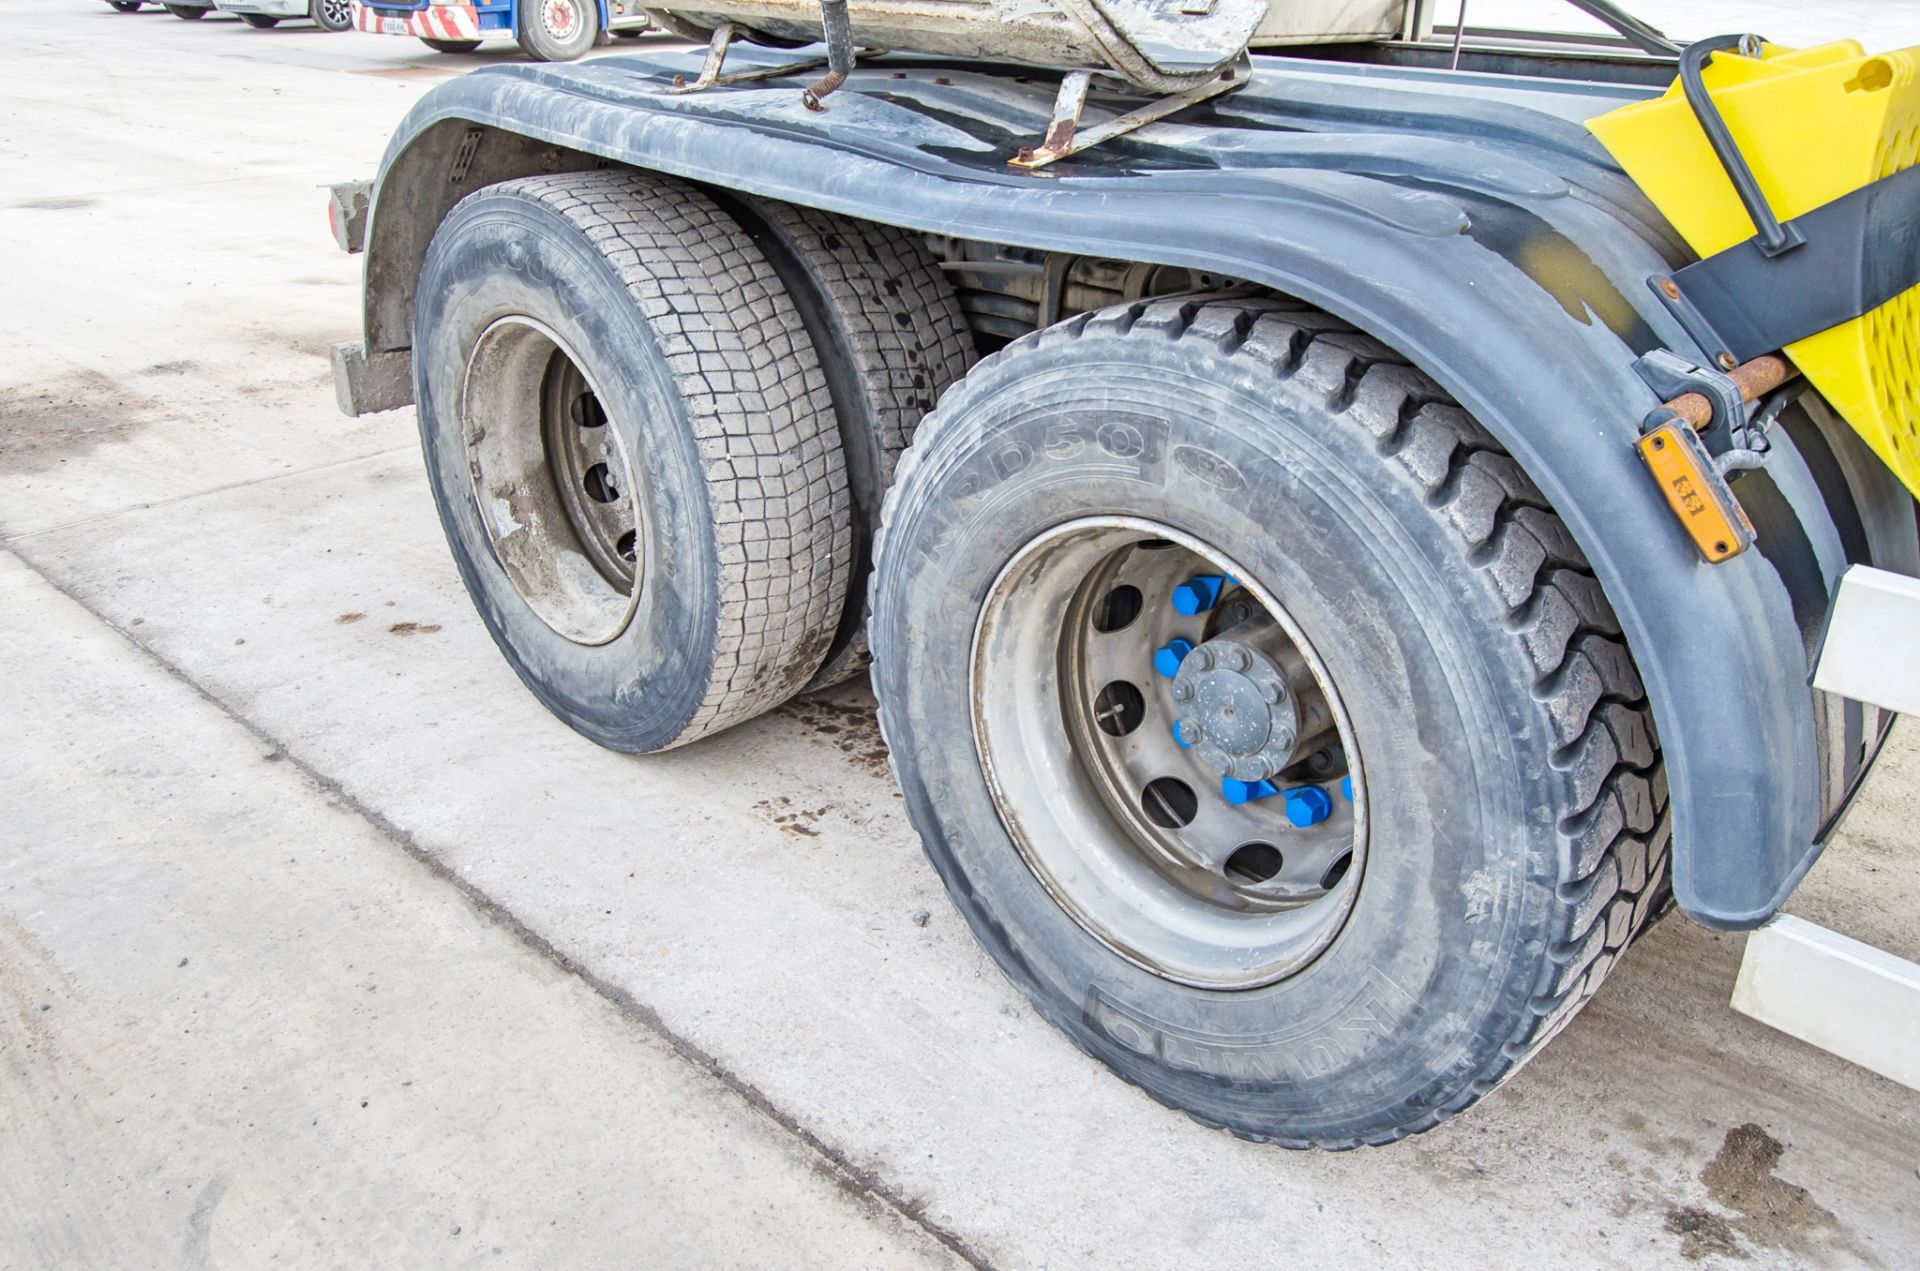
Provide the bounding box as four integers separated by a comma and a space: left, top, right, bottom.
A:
868, 297, 1670, 1147
412, 170, 850, 752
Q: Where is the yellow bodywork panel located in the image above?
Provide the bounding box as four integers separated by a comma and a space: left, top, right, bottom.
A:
1589, 41, 1920, 499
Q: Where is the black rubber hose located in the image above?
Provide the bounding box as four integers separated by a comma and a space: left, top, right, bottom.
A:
801, 0, 853, 111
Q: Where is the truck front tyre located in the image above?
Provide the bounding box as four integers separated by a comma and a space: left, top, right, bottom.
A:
420, 36, 483, 52
868, 297, 1670, 1146
412, 171, 850, 752
517, 0, 599, 60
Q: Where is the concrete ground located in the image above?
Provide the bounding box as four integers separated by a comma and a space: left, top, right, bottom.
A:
2, 1, 1917, 1266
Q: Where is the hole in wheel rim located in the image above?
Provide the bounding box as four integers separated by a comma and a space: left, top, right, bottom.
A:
1140, 777, 1198, 828
1093, 681, 1146, 737
1226, 842, 1284, 883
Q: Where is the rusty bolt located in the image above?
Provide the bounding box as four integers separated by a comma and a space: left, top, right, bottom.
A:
1015, 146, 1035, 164
1717, 352, 1739, 371
672, 74, 687, 88
1657, 277, 1681, 301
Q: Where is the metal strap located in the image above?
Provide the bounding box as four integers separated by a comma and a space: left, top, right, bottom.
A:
1671, 164, 1920, 362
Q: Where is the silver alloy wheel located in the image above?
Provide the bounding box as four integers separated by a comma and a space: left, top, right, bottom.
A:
971, 518, 1366, 990
461, 315, 644, 646
318, 0, 349, 24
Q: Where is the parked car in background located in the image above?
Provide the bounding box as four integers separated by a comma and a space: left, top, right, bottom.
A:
213, 0, 352, 29
352, 0, 648, 61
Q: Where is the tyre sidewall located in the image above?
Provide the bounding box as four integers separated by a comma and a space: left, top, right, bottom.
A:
413, 188, 719, 751
872, 321, 1561, 1143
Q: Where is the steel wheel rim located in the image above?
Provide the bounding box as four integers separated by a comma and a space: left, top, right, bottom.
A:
540, 0, 578, 37
461, 315, 644, 646
971, 517, 1367, 990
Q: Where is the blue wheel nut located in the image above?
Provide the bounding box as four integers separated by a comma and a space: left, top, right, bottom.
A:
1171, 574, 1226, 616
1221, 777, 1278, 805
1340, 776, 1354, 802
1284, 786, 1334, 827
1153, 638, 1194, 678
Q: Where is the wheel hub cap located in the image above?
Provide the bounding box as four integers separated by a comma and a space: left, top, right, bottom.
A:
1172, 635, 1299, 781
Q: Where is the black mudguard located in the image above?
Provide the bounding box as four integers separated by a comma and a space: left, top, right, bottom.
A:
349, 49, 1912, 928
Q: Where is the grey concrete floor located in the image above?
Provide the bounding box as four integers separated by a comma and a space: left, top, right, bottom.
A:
2, 2, 1917, 1267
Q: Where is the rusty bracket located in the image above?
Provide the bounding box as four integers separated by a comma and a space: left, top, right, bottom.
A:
1632, 350, 1795, 564
665, 30, 888, 96
1009, 58, 1250, 170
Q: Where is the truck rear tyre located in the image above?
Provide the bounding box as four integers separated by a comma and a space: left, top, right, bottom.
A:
238, 12, 280, 25
516, 0, 598, 60
420, 37, 483, 52
868, 297, 1670, 1146
310, 0, 352, 30
412, 171, 850, 751
717, 195, 974, 689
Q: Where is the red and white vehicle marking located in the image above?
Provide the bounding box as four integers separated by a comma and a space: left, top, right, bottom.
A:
352, 1, 481, 39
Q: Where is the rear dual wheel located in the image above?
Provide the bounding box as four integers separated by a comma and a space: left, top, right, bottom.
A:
413, 171, 851, 751
868, 297, 1670, 1146
414, 170, 969, 749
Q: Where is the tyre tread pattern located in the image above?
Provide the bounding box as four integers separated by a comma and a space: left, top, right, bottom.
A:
739, 200, 974, 688
495, 171, 850, 741
871, 295, 1670, 1147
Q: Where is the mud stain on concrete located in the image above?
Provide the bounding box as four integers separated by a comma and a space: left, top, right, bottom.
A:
12, 197, 97, 211
0, 369, 156, 475
777, 693, 892, 780
755, 795, 831, 838
1703, 1123, 1862, 1263
388, 621, 440, 637
1665, 1205, 1743, 1262
1663, 1123, 1873, 1266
